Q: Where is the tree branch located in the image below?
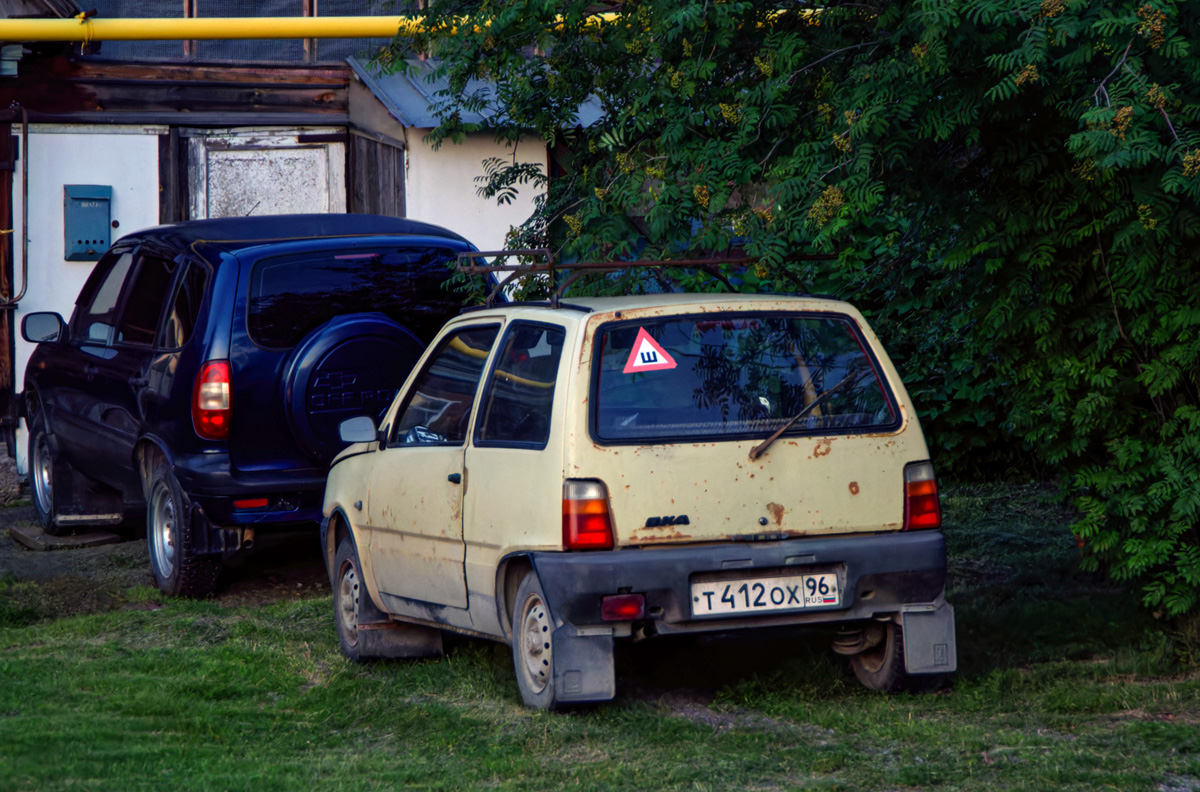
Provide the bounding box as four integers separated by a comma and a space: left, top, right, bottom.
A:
1096, 232, 1165, 423
785, 38, 886, 84
1093, 39, 1133, 107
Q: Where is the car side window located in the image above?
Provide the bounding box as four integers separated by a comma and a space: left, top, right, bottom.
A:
116, 255, 178, 346
474, 323, 566, 448
390, 325, 500, 447
74, 250, 134, 345
159, 262, 208, 349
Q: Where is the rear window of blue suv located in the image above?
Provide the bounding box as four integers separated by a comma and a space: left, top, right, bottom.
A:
248, 245, 464, 349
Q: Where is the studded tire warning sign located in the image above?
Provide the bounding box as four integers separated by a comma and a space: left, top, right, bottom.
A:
623, 328, 677, 373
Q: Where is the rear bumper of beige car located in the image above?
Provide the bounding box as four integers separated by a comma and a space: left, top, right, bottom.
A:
526, 530, 954, 702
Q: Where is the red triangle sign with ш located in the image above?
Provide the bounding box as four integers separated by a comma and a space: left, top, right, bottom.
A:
623, 328, 677, 373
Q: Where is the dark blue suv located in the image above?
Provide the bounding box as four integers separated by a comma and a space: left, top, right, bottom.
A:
21, 214, 472, 597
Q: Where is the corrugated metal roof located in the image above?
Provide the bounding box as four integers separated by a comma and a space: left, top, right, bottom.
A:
348, 55, 601, 130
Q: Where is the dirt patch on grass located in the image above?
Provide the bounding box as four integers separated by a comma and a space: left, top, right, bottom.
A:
0, 502, 329, 623
1110, 709, 1200, 726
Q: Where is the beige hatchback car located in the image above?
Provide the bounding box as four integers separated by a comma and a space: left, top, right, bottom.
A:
321, 292, 955, 708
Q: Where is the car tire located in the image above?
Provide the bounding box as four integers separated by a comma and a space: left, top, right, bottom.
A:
511, 571, 560, 710
849, 620, 909, 693
27, 419, 68, 536
146, 457, 220, 598
282, 313, 426, 464
333, 535, 368, 663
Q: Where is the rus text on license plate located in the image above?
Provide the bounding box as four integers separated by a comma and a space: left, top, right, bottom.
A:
691, 572, 840, 616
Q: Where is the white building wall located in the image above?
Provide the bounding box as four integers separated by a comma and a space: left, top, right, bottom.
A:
12, 124, 162, 470
404, 131, 544, 252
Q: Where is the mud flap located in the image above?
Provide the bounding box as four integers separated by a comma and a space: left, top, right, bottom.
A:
51, 453, 124, 527
552, 627, 616, 703
901, 600, 957, 674
188, 502, 242, 557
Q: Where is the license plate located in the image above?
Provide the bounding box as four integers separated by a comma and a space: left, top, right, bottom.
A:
691, 572, 841, 616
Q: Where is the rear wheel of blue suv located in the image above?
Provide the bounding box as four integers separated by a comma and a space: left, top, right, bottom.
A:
21, 214, 474, 597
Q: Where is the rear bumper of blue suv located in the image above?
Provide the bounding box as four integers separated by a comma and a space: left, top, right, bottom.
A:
172, 450, 327, 552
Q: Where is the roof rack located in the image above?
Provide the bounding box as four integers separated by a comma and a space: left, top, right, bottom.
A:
456, 248, 756, 308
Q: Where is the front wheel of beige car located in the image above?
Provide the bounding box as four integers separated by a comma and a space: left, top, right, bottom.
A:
512, 571, 559, 710
334, 536, 368, 663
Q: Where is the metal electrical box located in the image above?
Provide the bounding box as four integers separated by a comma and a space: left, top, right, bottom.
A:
64, 185, 113, 261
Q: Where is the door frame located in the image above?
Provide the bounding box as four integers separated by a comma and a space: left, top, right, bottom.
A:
183, 127, 347, 220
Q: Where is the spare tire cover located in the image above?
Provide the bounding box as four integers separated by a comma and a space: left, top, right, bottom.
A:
282, 312, 425, 463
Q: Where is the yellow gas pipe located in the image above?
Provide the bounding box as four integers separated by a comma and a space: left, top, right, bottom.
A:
0, 13, 630, 42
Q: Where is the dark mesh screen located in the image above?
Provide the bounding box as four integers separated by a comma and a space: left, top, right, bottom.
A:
315, 0, 423, 14
193, 38, 305, 61
87, 0, 187, 60
311, 0, 400, 63
197, 0, 302, 13
83, 0, 411, 63
195, 0, 304, 61
312, 37, 391, 63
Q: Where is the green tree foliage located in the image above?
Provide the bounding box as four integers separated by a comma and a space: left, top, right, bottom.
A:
386, 0, 1200, 615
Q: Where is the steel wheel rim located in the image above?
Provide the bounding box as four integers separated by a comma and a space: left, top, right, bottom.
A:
31, 436, 53, 517
149, 481, 177, 580
519, 593, 552, 694
337, 562, 360, 648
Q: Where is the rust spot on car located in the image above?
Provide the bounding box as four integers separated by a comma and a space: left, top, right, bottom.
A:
640, 530, 691, 542
814, 439, 833, 457
849, 481, 860, 495
766, 502, 785, 526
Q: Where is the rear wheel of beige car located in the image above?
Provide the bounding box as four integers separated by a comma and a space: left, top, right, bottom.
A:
850, 621, 909, 693
512, 571, 559, 709
334, 536, 367, 663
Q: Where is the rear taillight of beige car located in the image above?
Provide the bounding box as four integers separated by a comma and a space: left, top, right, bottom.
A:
903, 461, 941, 530
562, 479, 614, 550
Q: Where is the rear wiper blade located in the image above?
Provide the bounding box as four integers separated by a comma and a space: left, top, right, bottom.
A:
748, 367, 866, 461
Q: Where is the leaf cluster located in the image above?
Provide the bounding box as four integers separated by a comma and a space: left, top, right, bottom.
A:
384, 0, 1200, 616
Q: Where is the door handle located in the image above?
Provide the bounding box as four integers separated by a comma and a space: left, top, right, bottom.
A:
447, 473, 462, 484
83, 364, 99, 378
128, 376, 148, 387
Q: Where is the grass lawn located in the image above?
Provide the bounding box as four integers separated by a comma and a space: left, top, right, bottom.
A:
1, 484, 1198, 791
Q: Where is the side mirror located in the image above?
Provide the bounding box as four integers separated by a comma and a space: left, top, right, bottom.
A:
21, 312, 67, 344
338, 415, 379, 444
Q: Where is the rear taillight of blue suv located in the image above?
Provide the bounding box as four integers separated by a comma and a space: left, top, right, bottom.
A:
193, 360, 232, 440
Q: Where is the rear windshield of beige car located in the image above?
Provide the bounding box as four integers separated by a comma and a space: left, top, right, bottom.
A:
591, 313, 900, 442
